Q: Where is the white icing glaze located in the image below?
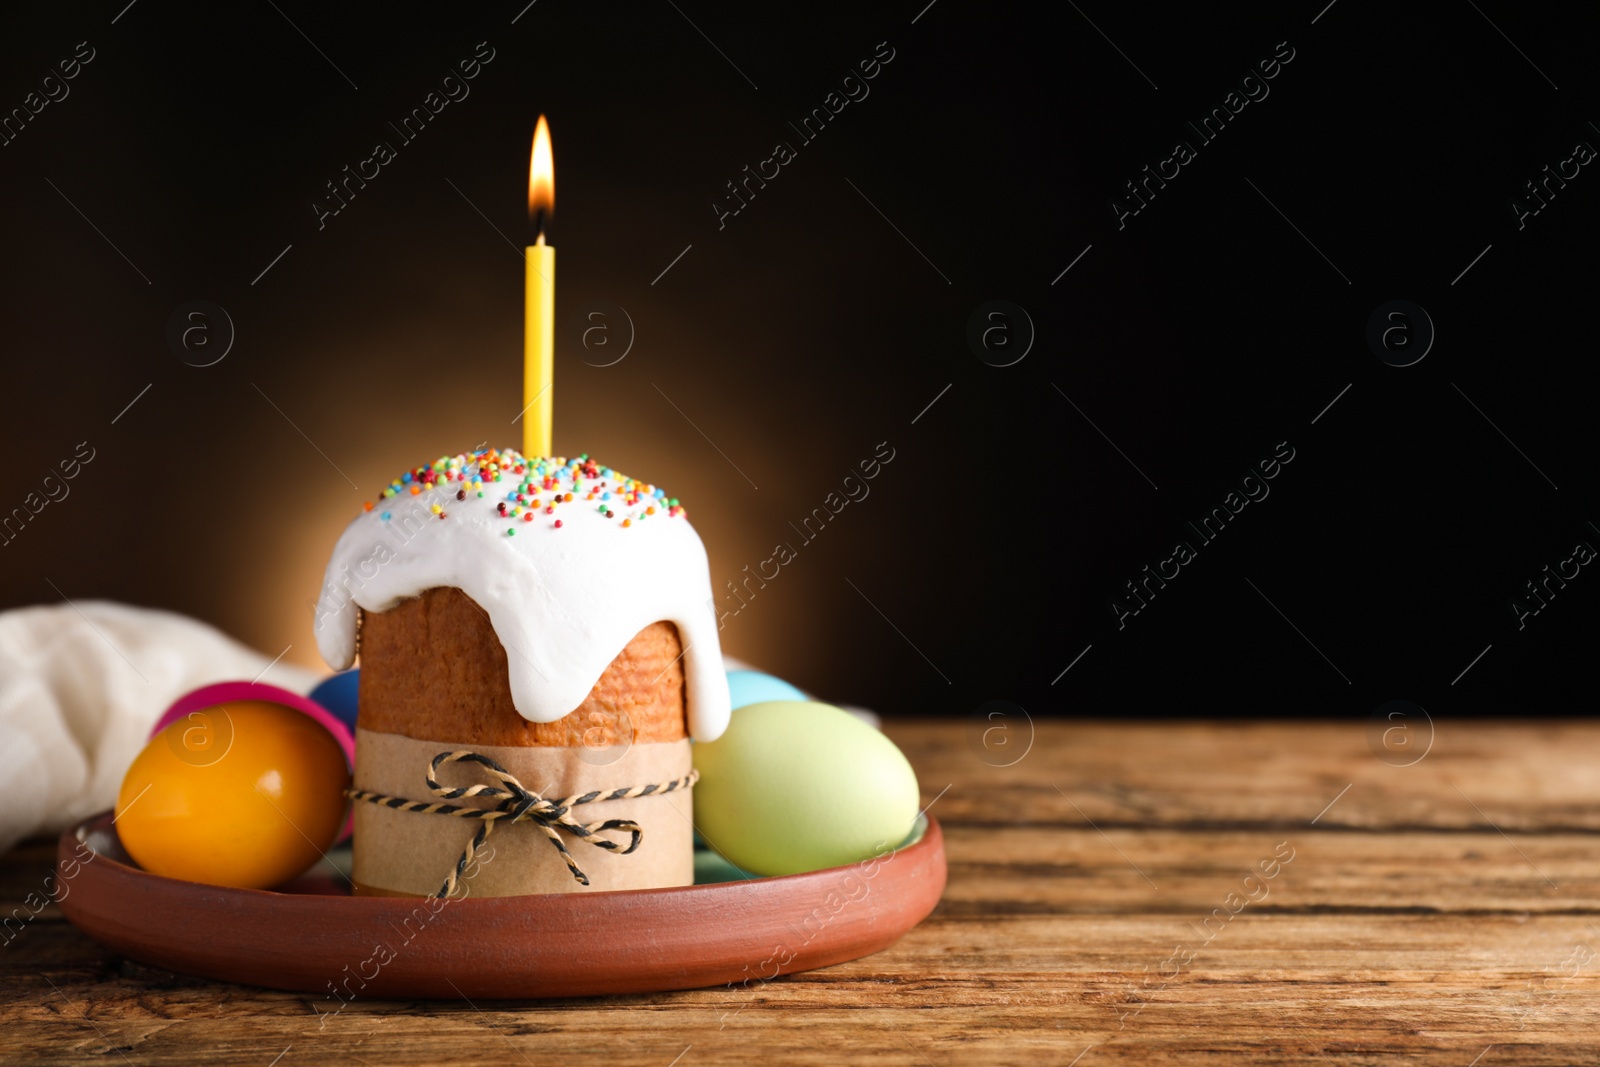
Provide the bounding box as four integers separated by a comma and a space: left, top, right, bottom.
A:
313, 451, 730, 741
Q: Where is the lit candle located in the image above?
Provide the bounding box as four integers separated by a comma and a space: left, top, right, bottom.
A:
524, 115, 555, 459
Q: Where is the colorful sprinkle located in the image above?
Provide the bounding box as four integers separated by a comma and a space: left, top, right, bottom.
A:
368, 449, 689, 532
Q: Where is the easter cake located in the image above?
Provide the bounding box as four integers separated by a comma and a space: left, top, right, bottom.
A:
313, 448, 730, 898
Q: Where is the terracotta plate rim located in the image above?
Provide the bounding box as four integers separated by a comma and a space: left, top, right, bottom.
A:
55, 810, 948, 999
61, 810, 934, 905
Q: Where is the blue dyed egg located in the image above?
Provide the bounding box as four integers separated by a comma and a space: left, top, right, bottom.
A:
309, 669, 360, 733
726, 669, 806, 710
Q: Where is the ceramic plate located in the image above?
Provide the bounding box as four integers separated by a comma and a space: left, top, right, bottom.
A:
56, 812, 946, 999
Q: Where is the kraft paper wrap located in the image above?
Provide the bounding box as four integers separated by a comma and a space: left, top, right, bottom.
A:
353, 728, 694, 897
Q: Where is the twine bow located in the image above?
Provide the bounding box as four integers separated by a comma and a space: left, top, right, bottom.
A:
346, 750, 697, 898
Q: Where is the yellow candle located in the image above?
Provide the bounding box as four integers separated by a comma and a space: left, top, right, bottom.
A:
523, 243, 554, 458
524, 115, 555, 459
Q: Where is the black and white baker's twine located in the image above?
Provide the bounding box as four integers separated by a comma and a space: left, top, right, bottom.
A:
346, 750, 697, 898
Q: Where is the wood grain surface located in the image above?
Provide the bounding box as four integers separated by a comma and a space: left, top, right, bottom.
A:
4, 720, 1598, 1065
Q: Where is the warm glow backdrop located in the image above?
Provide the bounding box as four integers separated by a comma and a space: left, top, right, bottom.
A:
2, 3, 1595, 720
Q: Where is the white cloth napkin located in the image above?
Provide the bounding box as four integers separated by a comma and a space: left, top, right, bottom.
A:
0, 602, 319, 853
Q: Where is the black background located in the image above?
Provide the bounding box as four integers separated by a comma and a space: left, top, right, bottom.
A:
1, 1, 1595, 723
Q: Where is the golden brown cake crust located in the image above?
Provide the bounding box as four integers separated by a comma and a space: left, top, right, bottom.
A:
358, 586, 687, 746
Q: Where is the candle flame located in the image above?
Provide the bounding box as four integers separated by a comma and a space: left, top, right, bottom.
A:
528, 115, 554, 241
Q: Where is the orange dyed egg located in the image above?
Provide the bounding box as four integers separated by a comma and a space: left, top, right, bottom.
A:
115, 701, 351, 889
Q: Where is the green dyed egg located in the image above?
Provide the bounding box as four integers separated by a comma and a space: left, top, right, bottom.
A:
692, 700, 920, 876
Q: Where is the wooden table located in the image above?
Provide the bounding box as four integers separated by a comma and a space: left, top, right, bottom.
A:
4, 721, 1598, 1065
